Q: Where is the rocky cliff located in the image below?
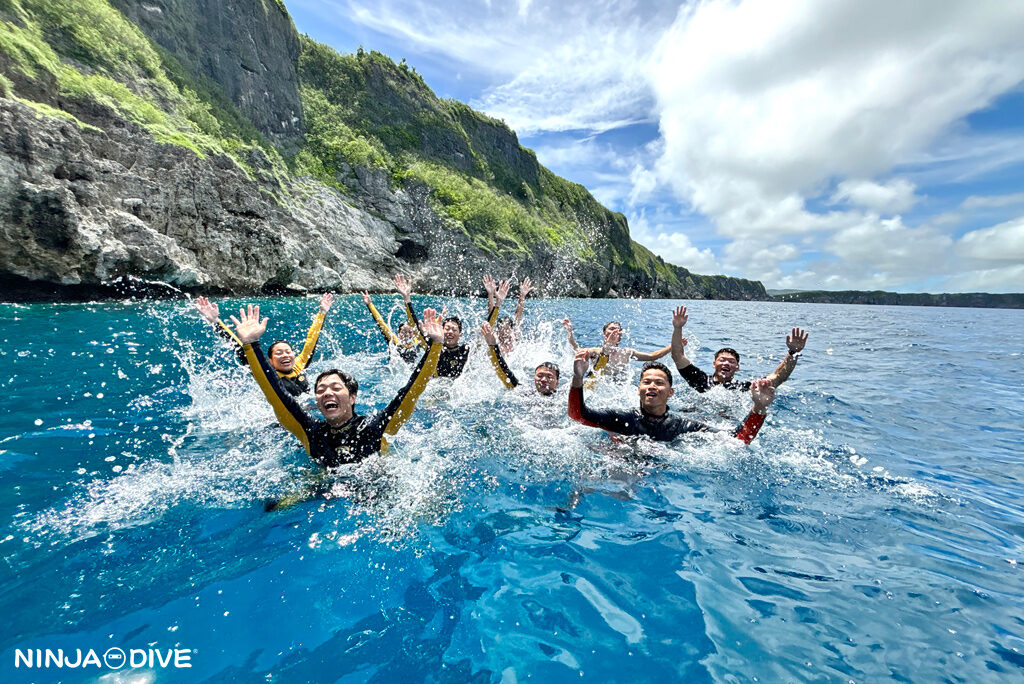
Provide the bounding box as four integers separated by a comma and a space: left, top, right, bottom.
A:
774, 290, 1024, 309
0, 0, 768, 301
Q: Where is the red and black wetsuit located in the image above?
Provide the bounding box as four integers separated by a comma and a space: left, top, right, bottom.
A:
569, 386, 765, 444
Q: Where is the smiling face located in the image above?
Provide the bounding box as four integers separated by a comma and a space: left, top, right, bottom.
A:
397, 324, 416, 345
496, 321, 514, 350
315, 373, 357, 426
442, 320, 462, 347
637, 367, 674, 414
269, 342, 296, 373
712, 351, 740, 383
533, 365, 559, 396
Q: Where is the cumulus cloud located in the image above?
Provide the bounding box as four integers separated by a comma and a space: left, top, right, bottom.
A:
961, 193, 1024, 210
957, 216, 1024, 262
831, 178, 917, 213
628, 213, 721, 274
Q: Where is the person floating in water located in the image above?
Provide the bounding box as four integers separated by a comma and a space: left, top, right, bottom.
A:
483, 275, 532, 354
362, 274, 428, 363
481, 322, 560, 396
568, 349, 776, 444
563, 317, 671, 383
231, 304, 445, 469
670, 305, 808, 392
194, 293, 334, 396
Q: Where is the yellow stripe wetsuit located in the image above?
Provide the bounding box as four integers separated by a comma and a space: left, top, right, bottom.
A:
243, 340, 441, 468
583, 352, 610, 389
214, 312, 325, 396
486, 343, 519, 389
413, 303, 500, 378
365, 299, 424, 363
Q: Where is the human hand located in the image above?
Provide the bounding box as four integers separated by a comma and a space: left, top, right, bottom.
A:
394, 274, 413, 301
195, 296, 219, 324
420, 307, 444, 345
229, 304, 268, 344
319, 292, 334, 314
481, 322, 497, 346
572, 349, 591, 382
518, 276, 533, 301
496, 279, 510, 306
482, 275, 496, 295
360, 291, 371, 305
562, 317, 573, 333
787, 327, 808, 355
672, 305, 688, 329
750, 378, 776, 414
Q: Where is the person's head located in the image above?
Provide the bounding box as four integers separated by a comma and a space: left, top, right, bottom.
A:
397, 323, 417, 345
637, 361, 674, 413
314, 369, 359, 425
533, 362, 560, 396
442, 316, 463, 347
602, 321, 623, 346
267, 340, 295, 373
712, 347, 740, 382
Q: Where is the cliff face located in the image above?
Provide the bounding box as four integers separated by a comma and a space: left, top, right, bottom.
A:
0, 0, 768, 301
775, 290, 1023, 309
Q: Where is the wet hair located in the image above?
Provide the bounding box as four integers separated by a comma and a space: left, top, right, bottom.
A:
314, 369, 358, 396
715, 347, 740, 363
640, 361, 673, 386
602, 321, 622, 334
535, 361, 560, 378
496, 316, 514, 328
442, 316, 463, 332
267, 339, 291, 356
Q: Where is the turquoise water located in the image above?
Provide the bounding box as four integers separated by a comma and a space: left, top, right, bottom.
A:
1, 296, 1023, 682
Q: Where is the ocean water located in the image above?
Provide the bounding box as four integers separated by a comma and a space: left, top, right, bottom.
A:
1, 296, 1022, 683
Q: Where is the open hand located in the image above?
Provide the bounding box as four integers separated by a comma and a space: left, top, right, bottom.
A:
482, 275, 496, 295
229, 304, 268, 345
562, 317, 573, 333
394, 274, 413, 301
195, 296, 219, 324
496, 279, 510, 305
481, 321, 497, 346
319, 292, 334, 314
672, 305, 688, 329
787, 327, 808, 354
572, 349, 591, 382
420, 307, 444, 344
518, 276, 533, 300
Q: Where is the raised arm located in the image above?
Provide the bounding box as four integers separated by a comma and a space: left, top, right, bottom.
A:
232, 305, 314, 451
482, 322, 518, 389
632, 344, 672, 362
371, 308, 444, 443
363, 291, 400, 346
294, 293, 333, 369
196, 296, 246, 364
764, 327, 808, 388
669, 305, 711, 392
482, 275, 497, 315
567, 350, 635, 433
562, 317, 579, 351
514, 277, 532, 328
486, 279, 510, 326
394, 274, 428, 348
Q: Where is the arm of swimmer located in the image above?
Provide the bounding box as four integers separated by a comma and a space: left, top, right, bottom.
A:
243, 341, 314, 453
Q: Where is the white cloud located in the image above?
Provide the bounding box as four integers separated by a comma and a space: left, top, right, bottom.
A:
944, 264, 1024, 292
629, 214, 721, 274
961, 193, 1024, 210
957, 216, 1024, 262
831, 178, 917, 213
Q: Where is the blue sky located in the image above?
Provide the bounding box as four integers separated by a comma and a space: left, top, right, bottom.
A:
287, 0, 1024, 293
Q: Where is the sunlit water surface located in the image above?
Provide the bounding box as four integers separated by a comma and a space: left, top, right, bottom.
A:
1, 297, 1022, 682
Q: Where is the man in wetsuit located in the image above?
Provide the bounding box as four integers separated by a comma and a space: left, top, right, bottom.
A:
231, 304, 445, 469
481, 322, 560, 396
670, 305, 808, 392
361, 274, 428, 363
568, 351, 775, 444
562, 317, 671, 384
483, 275, 532, 354
194, 293, 334, 396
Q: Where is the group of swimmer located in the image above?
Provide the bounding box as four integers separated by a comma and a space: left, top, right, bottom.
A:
194, 275, 809, 474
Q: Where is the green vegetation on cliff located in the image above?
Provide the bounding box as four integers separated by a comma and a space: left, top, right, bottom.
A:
775, 290, 1024, 309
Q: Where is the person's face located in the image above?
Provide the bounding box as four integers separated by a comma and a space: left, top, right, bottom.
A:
315, 374, 357, 425
398, 324, 415, 344
496, 322, 513, 348
533, 367, 559, 396
269, 343, 295, 372
712, 352, 739, 382
637, 368, 674, 412
443, 321, 462, 347
603, 323, 622, 346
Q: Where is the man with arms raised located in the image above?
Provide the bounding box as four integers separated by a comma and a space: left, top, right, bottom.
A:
670, 306, 808, 393
481, 322, 560, 396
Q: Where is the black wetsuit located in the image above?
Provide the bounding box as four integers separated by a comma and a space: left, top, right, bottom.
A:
569, 387, 765, 443
676, 363, 752, 393
485, 343, 519, 388
243, 340, 441, 468
436, 345, 471, 378
211, 313, 325, 396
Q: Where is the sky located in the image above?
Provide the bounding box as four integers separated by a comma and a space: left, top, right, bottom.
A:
286, 0, 1024, 293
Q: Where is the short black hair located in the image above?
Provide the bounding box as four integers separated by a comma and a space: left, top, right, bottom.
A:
640, 361, 673, 386
314, 369, 358, 396
535, 361, 560, 378
442, 316, 462, 332
267, 339, 290, 355
496, 316, 513, 328
602, 320, 622, 334
715, 347, 740, 363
